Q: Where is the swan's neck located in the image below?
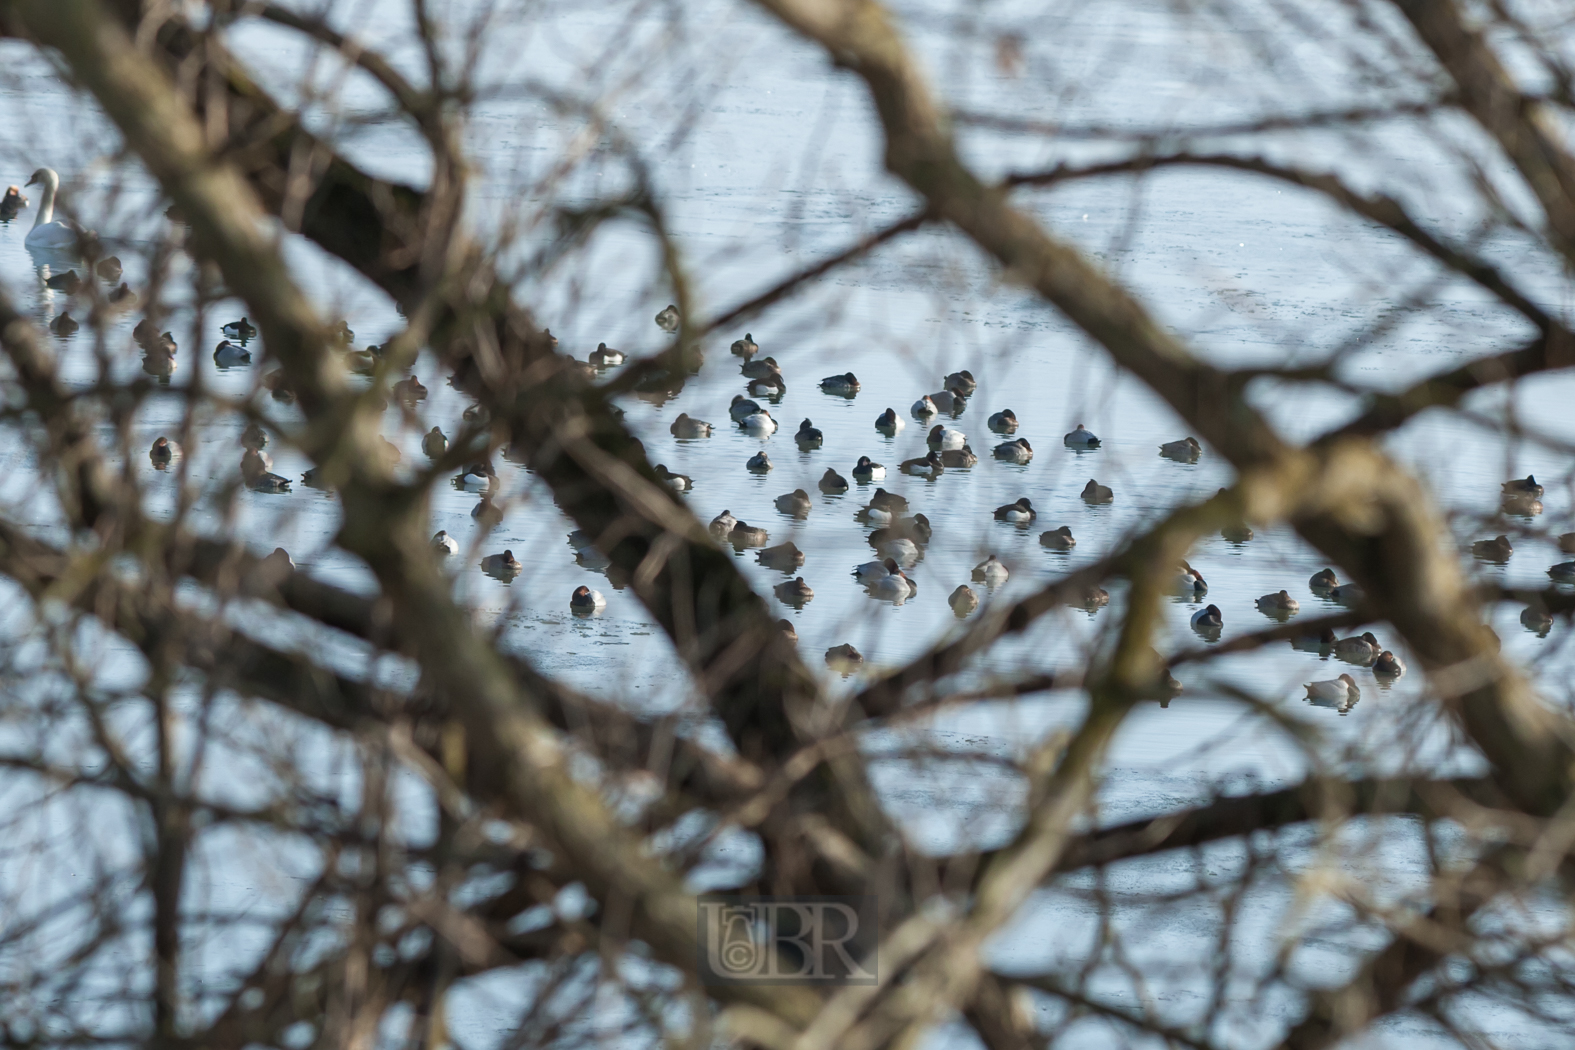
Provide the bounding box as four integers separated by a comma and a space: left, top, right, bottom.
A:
33, 180, 55, 228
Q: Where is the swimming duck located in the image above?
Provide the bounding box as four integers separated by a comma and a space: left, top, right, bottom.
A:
874, 535, 919, 568
740, 408, 778, 434
1190, 604, 1223, 635
941, 446, 979, 467
867, 566, 916, 602
944, 370, 977, 396
987, 409, 1018, 433
670, 413, 714, 439
852, 456, 886, 481
1063, 424, 1101, 449
870, 514, 932, 548
1333, 631, 1381, 664
235, 423, 263, 451
927, 425, 965, 451
1502, 475, 1543, 498
994, 497, 1036, 523
1373, 650, 1405, 678
328, 320, 355, 346
212, 339, 251, 366
856, 502, 894, 526
1309, 568, 1339, 592
795, 419, 824, 448
23, 169, 83, 249
422, 427, 448, 459
730, 521, 769, 548
746, 451, 773, 473
107, 283, 138, 309
1159, 437, 1201, 462
1081, 479, 1114, 504
747, 374, 786, 397
259, 548, 295, 581
730, 395, 763, 423
869, 488, 908, 512
481, 550, 523, 580
949, 584, 980, 617
655, 464, 693, 490
1303, 674, 1359, 712
149, 436, 177, 469
95, 256, 121, 281
972, 555, 1009, 585
757, 541, 805, 572
911, 394, 938, 418
1548, 562, 1575, 583
819, 468, 850, 494
1328, 583, 1365, 606
931, 389, 966, 416
1472, 535, 1513, 562
820, 372, 860, 395
875, 407, 905, 433
0, 185, 26, 220
394, 376, 428, 405
1292, 627, 1338, 653
1039, 525, 1075, 550
993, 438, 1033, 464
1559, 533, 1575, 554
655, 304, 680, 333
457, 461, 498, 492
742, 356, 781, 380
241, 446, 273, 475
49, 311, 78, 336
472, 496, 503, 530
1255, 591, 1299, 617
1521, 605, 1554, 634
854, 556, 900, 581
1173, 562, 1208, 598
774, 489, 813, 517
589, 342, 625, 367
571, 585, 607, 614
431, 531, 459, 556
901, 450, 944, 478
1221, 520, 1254, 543
301, 468, 331, 490
709, 510, 737, 539
222, 317, 258, 341
776, 577, 814, 606
825, 643, 864, 669
730, 332, 759, 358
1081, 585, 1111, 611
463, 403, 490, 424
45, 269, 80, 293
246, 468, 293, 493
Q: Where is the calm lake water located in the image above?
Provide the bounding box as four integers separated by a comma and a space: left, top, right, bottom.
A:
1, 0, 1572, 1045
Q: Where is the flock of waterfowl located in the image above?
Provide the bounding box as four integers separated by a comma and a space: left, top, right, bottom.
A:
6, 177, 1569, 694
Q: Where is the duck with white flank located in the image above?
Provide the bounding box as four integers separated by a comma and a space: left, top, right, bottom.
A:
1173, 561, 1208, 598
729, 395, 762, 422
1304, 674, 1359, 712
852, 456, 885, 482
1040, 525, 1075, 550
911, 394, 937, 418
994, 438, 1032, 463
994, 497, 1035, 524
1063, 423, 1101, 448
1191, 604, 1223, 636
213, 339, 251, 367
927, 425, 965, 450
748, 373, 786, 398
820, 372, 860, 395
972, 555, 1009, 586
589, 342, 625, 367
571, 585, 607, 615
1328, 583, 1365, 606
867, 564, 916, 603
900, 450, 943, 478
222, 317, 258, 341
654, 464, 692, 491
987, 409, 1018, 433
875, 407, 905, 433
930, 389, 966, 416
740, 407, 777, 434
854, 555, 900, 581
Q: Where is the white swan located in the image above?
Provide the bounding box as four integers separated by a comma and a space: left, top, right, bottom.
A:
24, 169, 81, 250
